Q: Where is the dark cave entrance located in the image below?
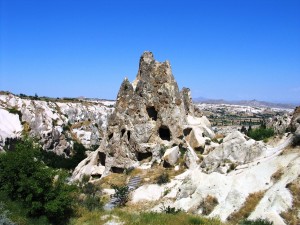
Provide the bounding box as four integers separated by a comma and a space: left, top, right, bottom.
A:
159, 126, 171, 141
136, 151, 153, 161
98, 152, 106, 166
146, 106, 158, 121
111, 166, 125, 174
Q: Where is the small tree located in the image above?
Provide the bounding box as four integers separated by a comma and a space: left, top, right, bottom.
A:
112, 185, 129, 207
0, 139, 76, 224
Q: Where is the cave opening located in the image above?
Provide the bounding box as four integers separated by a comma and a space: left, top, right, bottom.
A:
127, 130, 131, 141
159, 126, 171, 141
146, 106, 158, 121
111, 166, 125, 174
98, 152, 106, 166
121, 129, 126, 137
136, 151, 152, 161
108, 133, 114, 140
183, 127, 192, 136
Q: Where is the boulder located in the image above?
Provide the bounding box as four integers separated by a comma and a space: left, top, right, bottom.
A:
184, 144, 200, 169
201, 131, 267, 173
163, 146, 180, 166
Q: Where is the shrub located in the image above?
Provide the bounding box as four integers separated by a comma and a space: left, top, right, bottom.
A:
156, 173, 170, 185
41, 142, 87, 170
292, 134, 300, 146
112, 185, 129, 207
0, 139, 76, 224
124, 167, 135, 175
159, 146, 167, 157
247, 126, 274, 141
205, 139, 211, 145
160, 205, 181, 214
239, 218, 273, 225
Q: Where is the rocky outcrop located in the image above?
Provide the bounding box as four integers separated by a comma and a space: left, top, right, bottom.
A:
0, 93, 113, 154
201, 131, 267, 173
72, 52, 214, 180
132, 133, 298, 225
100, 52, 190, 170
266, 114, 291, 134
289, 106, 300, 146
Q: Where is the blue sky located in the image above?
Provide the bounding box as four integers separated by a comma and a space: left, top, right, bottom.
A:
0, 0, 299, 103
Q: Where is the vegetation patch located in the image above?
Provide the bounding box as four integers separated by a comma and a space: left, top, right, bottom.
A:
199, 195, 219, 215
280, 181, 300, 225
227, 191, 265, 224
156, 173, 170, 185
0, 139, 76, 225
239, 218, 273, 225
112, 185, 130, 207
247, 124, 274, 141
41, 142, 87, 170
72, 208, 223, 225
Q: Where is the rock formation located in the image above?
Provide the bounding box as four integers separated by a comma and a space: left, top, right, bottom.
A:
266, 114, 291, 134
290, 106, 300, 146
201, 131, 267, 173
0, 93, 113, 154
72, 51, 214, 180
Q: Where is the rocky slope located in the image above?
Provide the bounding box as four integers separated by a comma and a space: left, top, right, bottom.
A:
0, 93, 113, 155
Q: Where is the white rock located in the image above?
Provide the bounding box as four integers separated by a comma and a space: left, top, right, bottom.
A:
163, 146, 180, 166
131, 184, 164, 203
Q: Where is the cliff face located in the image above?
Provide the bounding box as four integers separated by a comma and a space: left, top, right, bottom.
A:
0, 93, 113, 154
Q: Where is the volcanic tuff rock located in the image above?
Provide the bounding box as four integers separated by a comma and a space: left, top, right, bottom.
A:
290, 106, 300, 145
72, 52, 214, 180
266, 114, 291, 134
201, 131, 267, 173
0, 93, 113, 154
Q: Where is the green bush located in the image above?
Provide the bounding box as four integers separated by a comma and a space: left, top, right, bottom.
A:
41, 142, 87, 170
160, 205, 181, 214
247, 126, 274, 141
156, 173, 170, 185
0, 139, 76, 224
239, 218, 273, 225
112, 185, 129, 207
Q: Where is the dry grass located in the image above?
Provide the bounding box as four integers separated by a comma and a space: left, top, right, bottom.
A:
271, 168, 284, 182
70, 207, 224, 225
280, 180, 300, 225
200, 195, 219, 215
97, 173, 128, 189
227, 191, 265, 224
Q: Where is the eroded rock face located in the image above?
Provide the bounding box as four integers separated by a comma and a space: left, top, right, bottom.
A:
266, 114, 291, 134
290, 106, 300, 146
0, 93, 113, 154
71, 51, 216, 180
103, 52, 188, 170
290, 107, 300, 132
201, 131, 267, 173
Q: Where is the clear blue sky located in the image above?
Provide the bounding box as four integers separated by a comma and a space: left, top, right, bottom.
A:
1, 0, 299, 103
